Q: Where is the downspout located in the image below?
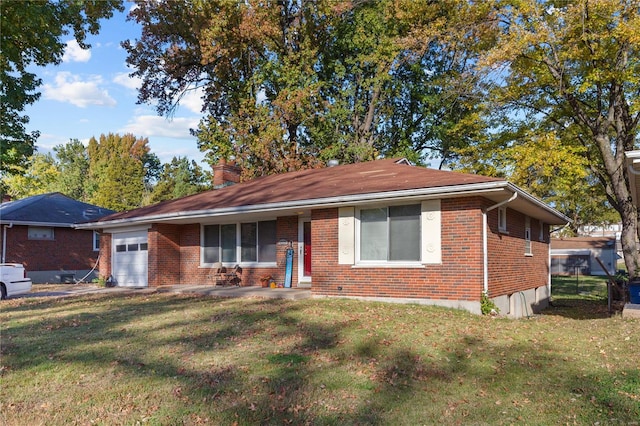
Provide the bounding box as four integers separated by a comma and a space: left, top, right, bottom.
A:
2, 223, 13, 263
482, 192, 518, 294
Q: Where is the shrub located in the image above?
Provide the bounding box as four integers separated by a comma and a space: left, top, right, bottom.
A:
481, 291, 499, 315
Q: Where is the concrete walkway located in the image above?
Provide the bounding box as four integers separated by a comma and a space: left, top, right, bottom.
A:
622, 303, 640, 319
156, 285, 312, 300
26, 284, 311, 301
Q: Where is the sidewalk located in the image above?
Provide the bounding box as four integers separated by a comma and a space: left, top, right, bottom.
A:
27, 284, 311, 301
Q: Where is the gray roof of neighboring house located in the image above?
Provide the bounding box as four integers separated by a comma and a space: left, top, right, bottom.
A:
0, 192, 115, 227
78, 158, 570, 229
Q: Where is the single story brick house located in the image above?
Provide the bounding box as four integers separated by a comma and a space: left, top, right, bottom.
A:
0, 192, 114, 283
77, 158, 569, 317
550, 237, 618, 276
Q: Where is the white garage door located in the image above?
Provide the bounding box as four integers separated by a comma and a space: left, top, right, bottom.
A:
112, 230, 148, 287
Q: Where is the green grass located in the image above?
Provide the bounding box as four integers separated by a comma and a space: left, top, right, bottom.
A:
1, 286, 638, 425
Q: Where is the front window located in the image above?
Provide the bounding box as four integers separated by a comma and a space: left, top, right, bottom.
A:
203, 220, 276, 265
203, 224, 237, 264
360, 204, 421, 262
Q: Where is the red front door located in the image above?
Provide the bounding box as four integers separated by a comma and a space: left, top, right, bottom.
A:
303, 221, 312, 276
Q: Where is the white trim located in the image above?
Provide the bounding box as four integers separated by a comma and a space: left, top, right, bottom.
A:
27, 226, 55, 241
92, 231, 100, 251
200, 220, 278, 267
338, 208, 355, 265
0, 221, 73, 227
498, 207, 507, 232
550, 249, 591, 255
298, 217, 312, 284
355, 202, 426, 265
76, 181, 570, 230
104, 225, 152, 234
525, 216, 532, 255
421, 200, 441, 264
352, 262, 425, 268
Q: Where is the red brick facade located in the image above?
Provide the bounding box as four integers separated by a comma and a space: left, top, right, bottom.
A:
97, 195, 550, 306
1, 225, 99, 271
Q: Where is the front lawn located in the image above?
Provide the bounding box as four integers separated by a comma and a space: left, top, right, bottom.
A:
1, 288, 638, 425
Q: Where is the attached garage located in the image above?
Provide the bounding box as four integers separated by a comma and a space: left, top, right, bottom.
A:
112, 230, 148, 287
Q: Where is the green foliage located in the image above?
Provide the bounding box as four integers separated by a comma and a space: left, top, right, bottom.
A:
51, 139, 90, 201
480, 291, 499, 315
125, 0, 486, 177
145, 156, 210, 205
468, 0, 640, 276
1, 137, 207, 208
0, 0, 123, 175
87, 133, 150, 211
2, 153, 60, 198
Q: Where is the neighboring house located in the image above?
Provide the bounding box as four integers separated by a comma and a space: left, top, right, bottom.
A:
77, 158, 569, 318
550, 237, 618, 276
0, 193, 114, 283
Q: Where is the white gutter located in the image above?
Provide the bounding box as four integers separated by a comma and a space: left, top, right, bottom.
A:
76, 182, 512, 229
77, 181, 567, 230
482, 192, 518, 294
2, 223, 13, 263
0, 221, 74, 228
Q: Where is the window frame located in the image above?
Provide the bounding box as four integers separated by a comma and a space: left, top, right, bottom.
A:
355, 202, 423, 266
93, 231, 100, 251
201, 220, 277, 267
28, 226, 55, 241
498, 207, 508, 233
525, 216, 532, 256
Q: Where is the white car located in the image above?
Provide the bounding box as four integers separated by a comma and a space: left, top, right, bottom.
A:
0, 263, 33, 300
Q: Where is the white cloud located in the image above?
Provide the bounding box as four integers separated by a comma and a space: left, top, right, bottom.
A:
62, 39, 91, 63
113, 72, 142, 91
43, 72, 116, 108
119, 114, 199, 139
178, 87, 205, 114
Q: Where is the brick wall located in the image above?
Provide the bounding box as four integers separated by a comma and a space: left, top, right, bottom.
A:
149, 224, 181, 286
172, 218, 300, 288
2, 225, 99, 271
486, 207, 549, 297
99, 233, 111, 280
97, 195, 551, 300
310, 198, 486, 301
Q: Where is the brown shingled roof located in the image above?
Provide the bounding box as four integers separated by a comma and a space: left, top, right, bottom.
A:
98, 158, 502, 222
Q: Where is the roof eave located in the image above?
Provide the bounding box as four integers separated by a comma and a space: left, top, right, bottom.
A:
0, 220, 75, 228
76, 181, 569, 230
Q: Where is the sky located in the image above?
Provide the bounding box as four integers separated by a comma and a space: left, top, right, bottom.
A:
24, 6, 209, 169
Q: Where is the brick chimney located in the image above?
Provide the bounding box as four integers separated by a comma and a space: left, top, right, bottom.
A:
213, 158, 241, 189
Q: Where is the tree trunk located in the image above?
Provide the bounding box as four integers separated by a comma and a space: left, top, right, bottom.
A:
619, 198, 640, 278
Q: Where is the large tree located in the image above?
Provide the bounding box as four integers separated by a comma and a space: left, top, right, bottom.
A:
87, 133, 151, 211
458, 1, 640, 276
123, 0, 485, 176
52, 139, 91, 202
145, 156, 209, 205
1, 152, 59, 198
0, 0, 123, 177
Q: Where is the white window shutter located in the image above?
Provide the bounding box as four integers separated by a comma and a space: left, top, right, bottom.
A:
421, 200, 442, 264
338, 207, 355, 264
